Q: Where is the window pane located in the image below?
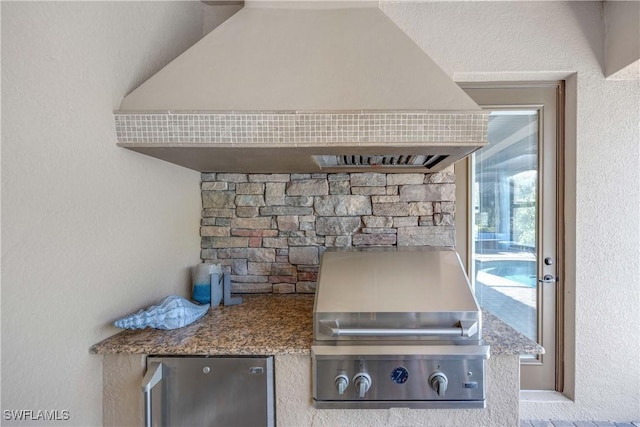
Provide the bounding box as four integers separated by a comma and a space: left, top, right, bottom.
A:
472, 111, 538, 341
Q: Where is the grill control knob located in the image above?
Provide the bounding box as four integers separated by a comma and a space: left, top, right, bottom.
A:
428, 372, 448, 397
335, 374, 349, 395
353, 373, 372, 398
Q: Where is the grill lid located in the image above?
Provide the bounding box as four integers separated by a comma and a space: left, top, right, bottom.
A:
313, 247, 482, 342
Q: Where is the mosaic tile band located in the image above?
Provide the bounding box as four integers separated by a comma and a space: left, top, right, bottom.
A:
114, 111, 488, 144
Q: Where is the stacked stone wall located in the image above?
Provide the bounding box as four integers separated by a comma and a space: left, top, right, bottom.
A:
200, 171, 455, 293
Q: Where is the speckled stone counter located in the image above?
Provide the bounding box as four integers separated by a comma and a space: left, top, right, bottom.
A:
483, 310, 544, 355
90, 294, 542, 356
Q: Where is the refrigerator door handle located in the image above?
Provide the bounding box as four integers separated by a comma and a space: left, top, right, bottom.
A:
142, 362, 163, 427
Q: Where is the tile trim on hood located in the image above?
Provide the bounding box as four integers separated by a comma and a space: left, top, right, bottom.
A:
115, 111, 488, 145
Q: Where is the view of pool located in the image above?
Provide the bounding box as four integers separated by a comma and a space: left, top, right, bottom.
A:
475, 259, 537, 288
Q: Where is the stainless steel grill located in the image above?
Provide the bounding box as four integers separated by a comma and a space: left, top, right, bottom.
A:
311, 247, 490, 409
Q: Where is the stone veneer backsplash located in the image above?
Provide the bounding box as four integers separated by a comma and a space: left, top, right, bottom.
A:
200, 171, 455, 294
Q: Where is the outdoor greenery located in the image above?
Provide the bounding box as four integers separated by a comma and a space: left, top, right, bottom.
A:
512, 170, 537, 247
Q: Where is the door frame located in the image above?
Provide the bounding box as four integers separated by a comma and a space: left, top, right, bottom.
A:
455, 81, 565, 391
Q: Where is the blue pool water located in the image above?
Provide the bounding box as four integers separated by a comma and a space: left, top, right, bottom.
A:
503, 274, 537, 287
477, 259, 537, 288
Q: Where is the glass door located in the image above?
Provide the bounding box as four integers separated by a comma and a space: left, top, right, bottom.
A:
471, 110, 541, 343
459, 83, 563, 390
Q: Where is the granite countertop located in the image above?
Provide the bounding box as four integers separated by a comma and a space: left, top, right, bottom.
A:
90, 294, 543, 356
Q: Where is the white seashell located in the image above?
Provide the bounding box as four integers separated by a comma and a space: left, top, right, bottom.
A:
114, 295, 209, 330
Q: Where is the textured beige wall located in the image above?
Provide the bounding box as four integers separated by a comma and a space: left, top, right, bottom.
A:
103, 355, 145, 427
1, 3, 202, 425
275, 354, 519, 427
203, 3, 244, 35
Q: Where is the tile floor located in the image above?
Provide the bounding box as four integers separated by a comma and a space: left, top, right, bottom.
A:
521, 421, 640, 427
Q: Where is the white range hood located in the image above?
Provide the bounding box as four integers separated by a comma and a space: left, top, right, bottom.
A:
115, 2, 488, 173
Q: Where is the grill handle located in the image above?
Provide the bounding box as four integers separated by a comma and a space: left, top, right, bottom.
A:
319, 320, 478, 338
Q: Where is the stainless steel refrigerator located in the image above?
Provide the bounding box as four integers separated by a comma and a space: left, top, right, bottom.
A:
143, 356, 275, 427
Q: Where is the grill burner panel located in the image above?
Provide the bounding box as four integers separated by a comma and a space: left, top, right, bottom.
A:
311, 248, 490, 409
313, 346, 486, 409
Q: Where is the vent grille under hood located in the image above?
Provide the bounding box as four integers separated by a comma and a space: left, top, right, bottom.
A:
315, 154, 449, 170
114, 3, 488, 173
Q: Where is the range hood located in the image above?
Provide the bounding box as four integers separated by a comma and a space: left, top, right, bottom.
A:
115, 2, 488, 173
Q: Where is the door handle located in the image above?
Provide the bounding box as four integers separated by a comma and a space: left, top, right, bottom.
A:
538, 274, 558, 284
142, 362, 163, 427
